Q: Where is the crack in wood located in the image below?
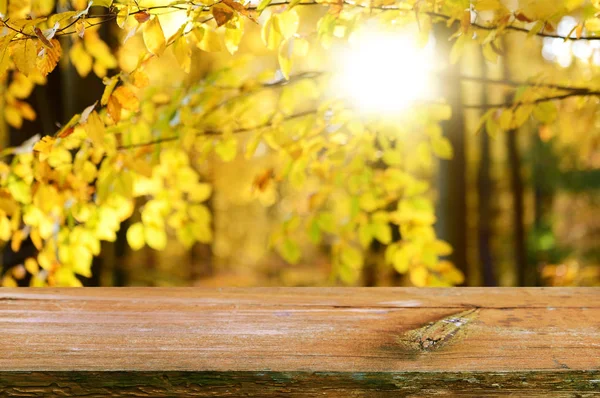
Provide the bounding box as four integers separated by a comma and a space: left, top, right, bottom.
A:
400, 308, 479, 352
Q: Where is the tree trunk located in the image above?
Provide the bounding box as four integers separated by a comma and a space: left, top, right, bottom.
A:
435, 26, 469, 283
501, 39, 530, 286
477, 53, 496, 287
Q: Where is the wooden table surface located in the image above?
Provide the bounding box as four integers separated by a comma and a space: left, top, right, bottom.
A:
1, 287, 599, 396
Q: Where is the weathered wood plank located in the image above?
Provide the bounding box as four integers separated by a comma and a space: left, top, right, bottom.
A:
1, 288, 599, 396
0, 371, 598, 397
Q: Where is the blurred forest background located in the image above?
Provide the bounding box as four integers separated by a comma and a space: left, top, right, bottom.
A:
0, 0, 598, 287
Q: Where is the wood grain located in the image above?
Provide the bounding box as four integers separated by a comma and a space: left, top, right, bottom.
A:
1, 288, 599, 396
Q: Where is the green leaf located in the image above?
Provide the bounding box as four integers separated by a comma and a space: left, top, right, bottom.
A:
533, 101, 557, 124
308, 219, 322, 244
257, 0, 271, 13
278, 238, 301, 264
317, 212, 336, 233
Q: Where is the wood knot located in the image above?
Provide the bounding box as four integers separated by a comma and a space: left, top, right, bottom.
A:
400, 308, 479, 352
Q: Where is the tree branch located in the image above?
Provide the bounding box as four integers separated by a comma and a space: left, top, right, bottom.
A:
463, 91, 600, 109
118, 108, 320, 150
5, 0, 600, 43
451, 74, 594, 93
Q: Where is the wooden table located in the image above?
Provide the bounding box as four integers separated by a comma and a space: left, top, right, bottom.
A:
1, 288, 599, 396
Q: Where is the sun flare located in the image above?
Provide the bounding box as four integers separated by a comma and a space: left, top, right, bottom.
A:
337, 30, 436, 114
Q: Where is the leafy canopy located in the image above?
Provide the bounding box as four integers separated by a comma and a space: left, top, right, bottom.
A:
0, 0, 597, 286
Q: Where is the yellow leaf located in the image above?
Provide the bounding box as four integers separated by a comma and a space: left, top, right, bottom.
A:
359, 192, 378, 212
130, 70, 149, 88
173, 35, 191, 72
8, 180, 31, 204
112, 86, 139, 111
25, 257, 39, 274
71, 245, 93, 277
294, 37, 309, 56
433, 240, 453, 256
261, 16, 282, 50
393, 246, 410, 273
17, 101, 36, 121
340, 244, 363, 270
189, 204, 211, 223
215, 137, 238, 161
195, 26, 222, 52
449, 35, 467, 65
429, 103, 452, 120
117, 4, 130, 28
92, 0, 112, 7
5, 106, 23, 128
498, 109, 513, 130
54, 267, 82, 287
84, 107, 103, 136
30, 228, 42, 249
482, 42, 499, 64
144, 224, 167, 250
225, 21, 244, 54
278, 38, 292, 79
431, 136, 453, 159
474, 0, 502, 11
410, 266, 429, 286
0, 215, 11, 241
586, 17, 600, 32
533, 101, 557, 124
382, 149, 402, 166
107, 95, 122, 123
10, 39, 37, 76
358, 223, 372, 247
36, 39, 62, 77
371, 222, 391, 244
85, 32, 117, 69
70, 41, 93, 77
193, 221, 213, 243
9, 72, 35, 99
1, 275, 17, 287
47, 147, 72, 168
143, 17, 166, 56
176, 226, 196, 248
273, 10, 299, 39
11, 229, 24, 252
127, 222, 145, 250
188, 183, 212, 202
101, 75, 120, 106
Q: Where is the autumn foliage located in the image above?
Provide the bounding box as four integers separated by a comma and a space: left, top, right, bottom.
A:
0, 0, 598, 286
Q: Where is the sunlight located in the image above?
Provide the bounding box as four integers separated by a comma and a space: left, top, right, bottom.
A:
337, 30, 436, 114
